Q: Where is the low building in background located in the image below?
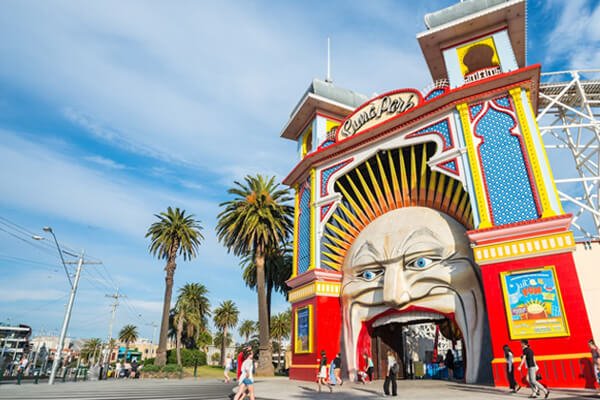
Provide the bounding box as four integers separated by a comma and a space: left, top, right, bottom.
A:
0, 324, 32, 365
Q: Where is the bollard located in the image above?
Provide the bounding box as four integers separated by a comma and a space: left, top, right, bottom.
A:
62, 368, 68, 382
34, 371, 39, 384
74, 368, 78, 382
17, 371, 22, 385
83, 368, 87, 381
193, 360, 198, 378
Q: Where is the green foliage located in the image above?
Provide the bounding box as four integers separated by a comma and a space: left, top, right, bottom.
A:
213, 300, 240, 332
213, 331, 233, 348
146, 207, 204, 262
142, 364, 161, 372
163, 364, 183, 373
216, 175, 293, 257
167, 349, 206, 367
238, 320, 257, 343
211, 352, 221, 363
142, 358, 156, 366
119, 324, 139, 344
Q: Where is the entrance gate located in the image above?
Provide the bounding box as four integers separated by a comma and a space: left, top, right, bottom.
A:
281, 0, 596, 389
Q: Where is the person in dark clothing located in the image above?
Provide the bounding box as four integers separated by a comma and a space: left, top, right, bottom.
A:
333, 353, 342, 386
363, 352, 374, 382
445, 349, 455, 380
131, 358, 139, 379
519, 340, 549, 399
317, 350, 332, 393
503, 344, 521, 393
383, 350, 397, 396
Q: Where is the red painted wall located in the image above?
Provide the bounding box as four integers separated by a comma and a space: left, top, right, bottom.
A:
480, 251, 595, 388
289, 295, 342, 381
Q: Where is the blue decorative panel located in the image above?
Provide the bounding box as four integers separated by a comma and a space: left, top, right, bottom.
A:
297, 180, 312, 274
476, 105, 538, 225
439, 160, 458, 174
320, 139, 335, 148
470, 104, 483, 119
320, 159, 352, 196
494, 96, 511, 108
425, 88, 446, 101
408, 119, 453, 150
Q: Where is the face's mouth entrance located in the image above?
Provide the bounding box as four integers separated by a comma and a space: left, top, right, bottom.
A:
357, 307, 464, 380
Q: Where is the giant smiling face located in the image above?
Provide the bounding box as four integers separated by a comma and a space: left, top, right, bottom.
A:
340, 207, 489, 383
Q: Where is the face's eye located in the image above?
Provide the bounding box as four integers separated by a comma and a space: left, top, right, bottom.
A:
407, 256, 436, 270
358, 269, 383, 281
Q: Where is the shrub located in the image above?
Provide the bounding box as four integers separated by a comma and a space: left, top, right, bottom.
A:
163, 364, 183, 373
211, 352, 221, 363
142, 364, 161, 373
142, 357, 155, 366
166, 349, 206, 367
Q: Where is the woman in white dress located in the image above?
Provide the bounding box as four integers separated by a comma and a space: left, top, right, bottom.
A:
224, 354, 232, 383
317, 350, 333, 393
234, 349, 255, 400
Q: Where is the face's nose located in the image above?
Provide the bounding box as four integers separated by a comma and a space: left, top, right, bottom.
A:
382, 262, 411, 307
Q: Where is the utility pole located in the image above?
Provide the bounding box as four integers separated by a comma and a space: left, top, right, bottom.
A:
48, 251, 84, 385
47, 253, 102, 385
102, 288, 125, 371
146, 322, 158, 345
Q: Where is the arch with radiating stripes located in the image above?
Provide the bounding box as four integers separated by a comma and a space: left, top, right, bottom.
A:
321, 141, 474, 270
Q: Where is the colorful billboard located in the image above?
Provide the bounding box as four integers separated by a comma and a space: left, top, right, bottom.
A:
501, 266, 569, 339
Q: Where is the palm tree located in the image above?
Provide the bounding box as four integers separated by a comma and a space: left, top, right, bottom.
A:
270, 311, 291, 371
240, 244, 292, 324
146, 207, 204, 366
118, 324, 139, 362
81, 338, 102, 365
238, 320, 257, 343
213, 300, 239, 367
213, 331, 233, 349
173, 283, 211, 366
216, 175, 293, 375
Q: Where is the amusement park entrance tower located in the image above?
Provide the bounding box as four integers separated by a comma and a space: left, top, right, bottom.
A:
280, 0, 596, 388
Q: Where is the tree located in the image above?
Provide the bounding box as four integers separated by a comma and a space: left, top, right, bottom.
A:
238, 320, 257, 343
270, 311, 291, 371
81, 338, 102, 365
173, 283, 211, 366
240, 245, 292, 324
118, 325, 139, 361
216, 175, 293, 375
213, 331, 233, 349
213, 300, 239, 367
146, 207, 204, 366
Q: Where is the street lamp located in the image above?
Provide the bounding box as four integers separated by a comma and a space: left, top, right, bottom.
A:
42, 226, 72, 288
34, 227, 84, 385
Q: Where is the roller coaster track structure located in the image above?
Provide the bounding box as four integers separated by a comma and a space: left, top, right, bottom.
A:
538, 70, 600, 240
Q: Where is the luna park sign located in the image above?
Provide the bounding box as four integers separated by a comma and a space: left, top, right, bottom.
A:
337, 90, 421, 141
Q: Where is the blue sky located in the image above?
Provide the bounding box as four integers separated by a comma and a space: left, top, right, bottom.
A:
1, 0, 599, 343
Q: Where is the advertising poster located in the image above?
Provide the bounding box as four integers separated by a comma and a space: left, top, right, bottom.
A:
501, 266, 569, 339
296, 307, 310, 352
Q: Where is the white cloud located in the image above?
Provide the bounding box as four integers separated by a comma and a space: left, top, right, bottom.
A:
544, 0, 600, 69
84, 155, 126, 170
0, 129, 219, 239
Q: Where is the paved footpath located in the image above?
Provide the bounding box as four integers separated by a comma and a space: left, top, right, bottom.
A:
1, 378, 598, 400
0, 379, 236, 400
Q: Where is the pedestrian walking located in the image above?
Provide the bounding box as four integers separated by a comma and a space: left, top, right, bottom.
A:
131, 358, 139, 379
333, 353, 342, 385
233, 349, 255, 400
224, 353, 232, 383
503, 344, 521, 393
363, 352, 374, 382
519, 340, 549, 399
115, 360, 122, 379
383, 350, 398, 396
317, 350, 332, 393
236, 346, 251, 381
589, 339, 600, 391
445, 349, 455, 380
